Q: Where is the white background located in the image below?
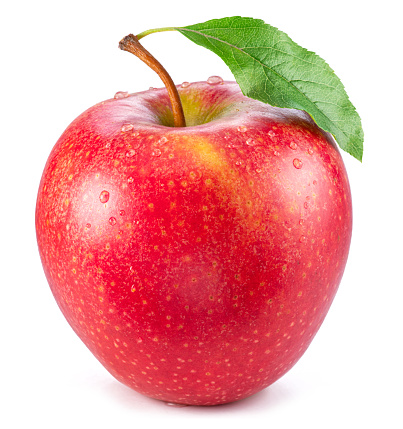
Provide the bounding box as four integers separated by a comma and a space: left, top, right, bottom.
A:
1, 1, 402, 427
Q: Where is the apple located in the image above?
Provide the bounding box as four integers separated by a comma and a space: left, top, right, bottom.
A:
36, 78, 352, 406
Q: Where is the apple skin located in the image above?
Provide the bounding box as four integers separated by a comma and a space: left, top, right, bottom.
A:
36, 80, 352, 406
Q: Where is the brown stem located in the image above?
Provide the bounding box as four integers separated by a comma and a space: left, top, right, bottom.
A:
119, 34, 186, 128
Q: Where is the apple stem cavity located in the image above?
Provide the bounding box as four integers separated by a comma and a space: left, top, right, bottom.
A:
119, 34, 186, 128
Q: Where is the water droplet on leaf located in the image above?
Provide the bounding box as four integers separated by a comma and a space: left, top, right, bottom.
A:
99, 190, 109, 203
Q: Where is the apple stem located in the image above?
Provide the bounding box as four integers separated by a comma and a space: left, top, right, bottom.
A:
119, 34, 186, 128
136, 27, 177, 40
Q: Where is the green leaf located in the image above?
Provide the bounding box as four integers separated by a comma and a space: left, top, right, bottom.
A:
175, 16, 363, 161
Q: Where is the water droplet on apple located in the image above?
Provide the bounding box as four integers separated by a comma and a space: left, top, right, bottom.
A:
304, 202, 309, 209
126, 149, 136, 157
165, 402, 189, 408
246, 138, 256, 146
119, 210, 125, 216
121, 123, 134, 132
109, 217, 117, 226
293, 159, 303, 169
237, 126, 248, 133
127, 176, 134, 184
299, 235, 307, 243
313, 180, 317, 185
114, 91, 129, 99
273, 150, 280, 156
207, 76, 223, 85
99, 190, 110, 203
86, 223, 91, 229
283, 220, 292, 230
181, 81, 190, 88
157, 136, 168, 145
308, 148, 314, 155
299, 219, 304, 225
268, 130, 276, 137
289, 142, 298, 150
235, 160, 242, 166
152, 149, 162, 157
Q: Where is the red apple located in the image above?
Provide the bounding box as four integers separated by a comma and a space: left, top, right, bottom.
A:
36, 79, 352, 406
